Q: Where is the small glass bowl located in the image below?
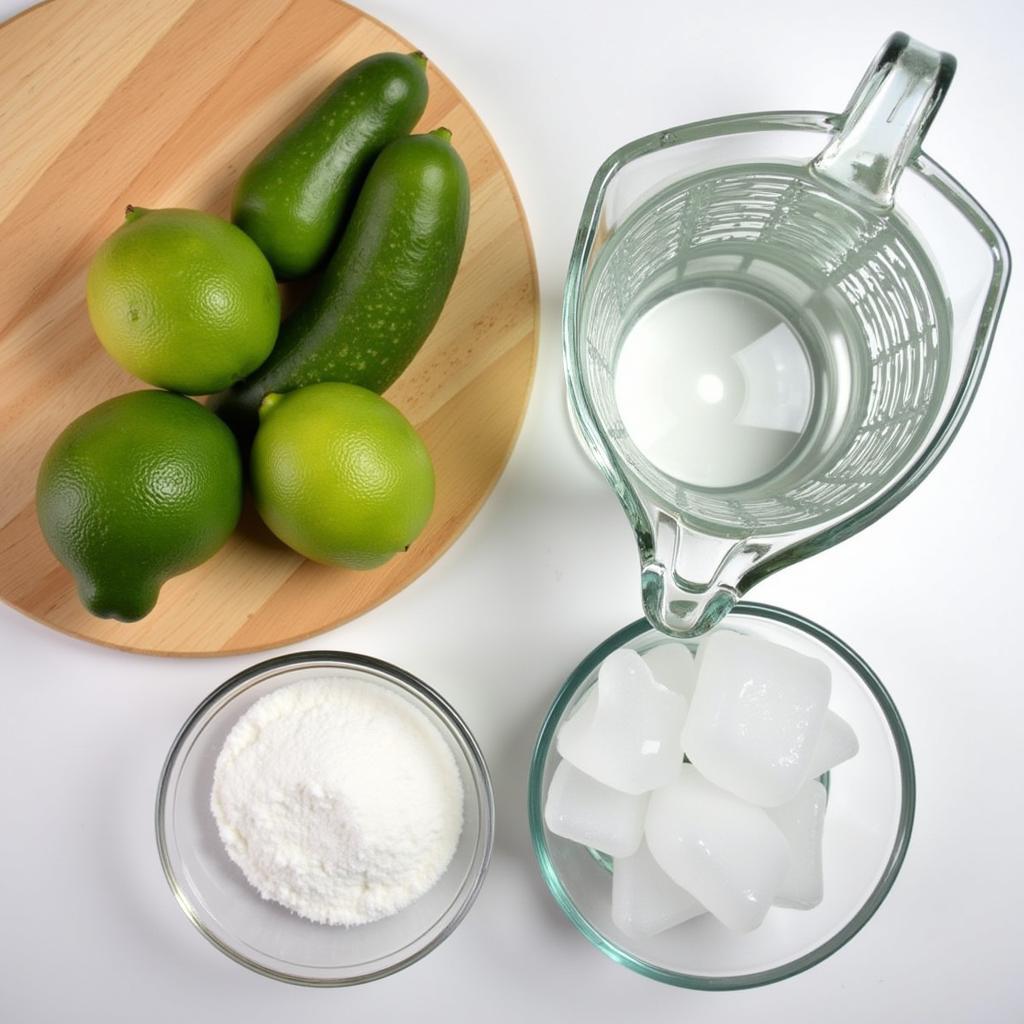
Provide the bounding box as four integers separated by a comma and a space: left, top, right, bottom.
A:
156, 652, 494, 986
528, 604, 915, 990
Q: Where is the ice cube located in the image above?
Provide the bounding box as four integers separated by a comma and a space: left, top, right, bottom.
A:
646, 765, 788, 932
641, 641, 697, 702
805, 710, 859, 780
612, 840, 705, 936
544, 759, 647, 857
557, 649, 687, 794
768, 779, 827, 909
683, 630, 830, 806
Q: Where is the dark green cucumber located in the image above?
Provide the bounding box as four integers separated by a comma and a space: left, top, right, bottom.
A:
232, 51, 428, 279
214, 128, 470, 445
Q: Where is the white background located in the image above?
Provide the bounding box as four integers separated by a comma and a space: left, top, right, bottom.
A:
1, 0, 1021, 1021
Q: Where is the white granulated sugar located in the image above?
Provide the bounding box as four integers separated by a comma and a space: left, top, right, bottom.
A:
210, 676, 464, 926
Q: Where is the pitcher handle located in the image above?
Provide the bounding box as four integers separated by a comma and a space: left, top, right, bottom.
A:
811, 31, 955, 209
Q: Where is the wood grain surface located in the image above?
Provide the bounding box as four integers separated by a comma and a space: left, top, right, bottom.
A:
0, 0, 538, 655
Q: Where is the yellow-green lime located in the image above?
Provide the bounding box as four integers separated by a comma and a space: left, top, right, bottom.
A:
36, 390, 243, 621
251, 383, 434, 568
86, 207, 280, 394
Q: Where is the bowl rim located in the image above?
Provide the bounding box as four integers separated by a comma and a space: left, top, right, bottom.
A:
527, 603, 916, 991
155, 650, 495, 987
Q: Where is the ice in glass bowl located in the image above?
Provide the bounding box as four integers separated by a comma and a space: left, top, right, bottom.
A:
528, 604, 914, 990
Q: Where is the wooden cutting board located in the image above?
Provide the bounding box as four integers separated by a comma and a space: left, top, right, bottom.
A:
0, 0, 538, 655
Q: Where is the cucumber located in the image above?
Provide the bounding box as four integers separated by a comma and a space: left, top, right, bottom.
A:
214, 128, 470, 445
232, 51, 428, 279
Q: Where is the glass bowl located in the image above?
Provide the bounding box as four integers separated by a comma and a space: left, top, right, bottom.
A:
156, 652, 494, 986
528, 603, 915, 990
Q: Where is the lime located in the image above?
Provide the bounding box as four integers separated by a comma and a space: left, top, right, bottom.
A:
250, 383, 434, 568
86, 207, 280, 394
36, 390, 242, 621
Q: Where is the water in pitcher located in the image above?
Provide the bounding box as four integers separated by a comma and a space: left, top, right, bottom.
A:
614, 286, 813, 490
584, 162, 952, 533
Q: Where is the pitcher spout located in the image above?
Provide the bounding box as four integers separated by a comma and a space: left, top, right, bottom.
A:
637, 510, 770, 638
640, 564, 739, 637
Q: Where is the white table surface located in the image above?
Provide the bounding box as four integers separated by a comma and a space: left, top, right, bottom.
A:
2, 0, 1021, 1020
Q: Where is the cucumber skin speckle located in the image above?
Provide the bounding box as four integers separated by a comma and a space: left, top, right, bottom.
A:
214, 131, 470, 446
232, 52, 428, 280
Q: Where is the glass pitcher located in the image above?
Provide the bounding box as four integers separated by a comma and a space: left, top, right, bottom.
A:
563, 32, 1009, 638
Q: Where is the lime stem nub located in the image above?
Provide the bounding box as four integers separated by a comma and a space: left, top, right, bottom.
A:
430, 126, 452, 143
259, 393, 284, 419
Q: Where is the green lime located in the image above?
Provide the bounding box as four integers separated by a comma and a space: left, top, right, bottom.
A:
251, 383, 434, 568
36, 390, 242, 621
86, 207, 280, 394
